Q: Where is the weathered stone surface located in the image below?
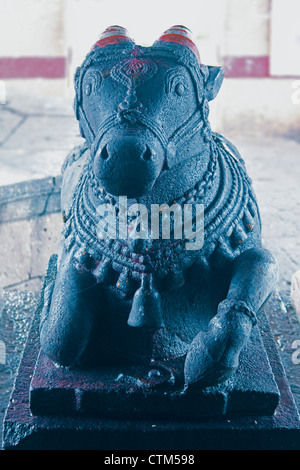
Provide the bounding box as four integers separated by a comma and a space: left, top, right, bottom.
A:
0, 220, 31, 287
29, 215, 63, 279
38, 25, 281, 394
2, 23, 300, 450
0, 108, 24, 145
2, 256, 300, 450
0, 213, 62, 290
0, 176, 62, 224
29, 311, 280, 420
2, 116, 79, 157
0, 90, 80, 186
0, 176, 63, 290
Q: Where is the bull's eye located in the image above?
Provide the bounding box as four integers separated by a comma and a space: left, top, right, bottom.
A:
85, 84, 92, 96
175, 83, 185, 96
84, 71, 103, 97
165, 69, 188, 97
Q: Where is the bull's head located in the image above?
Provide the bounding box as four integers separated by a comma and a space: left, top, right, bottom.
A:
74, 25, 224, 198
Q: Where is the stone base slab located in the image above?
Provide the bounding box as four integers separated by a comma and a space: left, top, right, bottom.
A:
2, 256, 300, 450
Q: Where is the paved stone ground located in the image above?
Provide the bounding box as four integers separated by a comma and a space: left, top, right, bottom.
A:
0, 91, 81, 185
230, 135, 300, 295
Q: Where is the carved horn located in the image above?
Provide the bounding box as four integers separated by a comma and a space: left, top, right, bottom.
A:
92, 25, 134, 50
154, 25, 200, 64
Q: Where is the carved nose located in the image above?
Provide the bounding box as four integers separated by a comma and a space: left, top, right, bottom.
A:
142, 146, 152, 161
100, 139, 153, 163
100, 144, 109, 160
93, 134, 165, 197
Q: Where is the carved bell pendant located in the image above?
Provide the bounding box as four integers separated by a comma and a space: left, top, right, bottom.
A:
127, 274, 164, 332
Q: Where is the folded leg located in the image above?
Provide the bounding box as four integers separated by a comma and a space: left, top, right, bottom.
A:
184, 247, 279, 387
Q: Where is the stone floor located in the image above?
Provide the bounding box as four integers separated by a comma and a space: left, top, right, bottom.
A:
0, 91, 81, 185
232, 135, 300, 295
0, 291, 39, 445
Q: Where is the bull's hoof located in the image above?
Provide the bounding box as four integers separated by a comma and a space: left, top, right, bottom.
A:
184, 299, 255, 388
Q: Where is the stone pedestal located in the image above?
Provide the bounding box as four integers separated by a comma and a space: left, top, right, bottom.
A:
2, 256, 300, 450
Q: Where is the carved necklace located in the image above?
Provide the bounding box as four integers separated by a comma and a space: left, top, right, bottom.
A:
63, 133, 257, 281
62, 134, 258, 331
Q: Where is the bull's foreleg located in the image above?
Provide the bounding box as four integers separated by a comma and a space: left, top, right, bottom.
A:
40, 251, 101, 367
184, 247, 279, 387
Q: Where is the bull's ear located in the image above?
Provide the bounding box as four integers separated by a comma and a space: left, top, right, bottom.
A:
205, 66, 225, 101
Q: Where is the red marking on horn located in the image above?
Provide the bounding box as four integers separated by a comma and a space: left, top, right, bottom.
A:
92, 25, 134, 50
155, 25, 201, 64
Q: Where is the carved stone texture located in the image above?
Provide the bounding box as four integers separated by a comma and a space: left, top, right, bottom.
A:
2, 257, 299, 450
39, 25, 279, 391
30, 258, 280, 421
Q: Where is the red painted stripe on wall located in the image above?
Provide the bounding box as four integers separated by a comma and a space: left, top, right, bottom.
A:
222, 56, 270, 78
0, 55, 298, 80
0, 57, 67, 78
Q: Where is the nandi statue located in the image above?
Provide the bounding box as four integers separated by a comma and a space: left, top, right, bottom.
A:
40, 26, 278, 390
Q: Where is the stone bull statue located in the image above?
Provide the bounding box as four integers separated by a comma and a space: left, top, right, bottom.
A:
40, 26, 278, 389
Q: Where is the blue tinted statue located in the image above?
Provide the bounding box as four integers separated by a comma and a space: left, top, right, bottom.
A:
39, 26, 278, 389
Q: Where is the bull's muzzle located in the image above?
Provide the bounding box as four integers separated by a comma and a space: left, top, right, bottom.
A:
93, 134, 165, 198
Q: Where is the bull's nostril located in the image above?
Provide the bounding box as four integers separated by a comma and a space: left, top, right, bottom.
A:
100, 145, 109, 160
142, 147, 152, 161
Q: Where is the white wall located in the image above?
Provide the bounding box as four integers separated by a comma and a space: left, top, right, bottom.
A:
221, 0, 270, 57
270, 0, 300, 76
65, 0, 226, 86
0, 0, 66, 57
